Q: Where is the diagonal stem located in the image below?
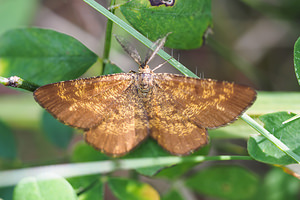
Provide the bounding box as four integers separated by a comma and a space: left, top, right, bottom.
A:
83, 0, 198, 78
241, 113, 300, 164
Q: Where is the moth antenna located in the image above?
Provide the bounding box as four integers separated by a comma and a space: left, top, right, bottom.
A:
143, 33, 171, 66
114, 35, 142, 66
152, 58, 172, 72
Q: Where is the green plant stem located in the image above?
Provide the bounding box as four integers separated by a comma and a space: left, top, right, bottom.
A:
102, 0, 116, 75
77, 178, 100, 196
241, 113, 300, 164
0, 155, 252, 187
0, 76, 40, 92
0, 76, 7, 83
283, 114, 300, 124
83, 0, 198, 78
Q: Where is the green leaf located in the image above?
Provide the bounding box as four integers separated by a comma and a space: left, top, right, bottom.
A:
0, 119, 16, 159
0, 186, 14, 200
120, 0, 212, 49
69, 142, 106, 197
156, 145, 210, 180
261, 167, 300, 200
71, 142, 109, 163
126, 138, 208, 177
41, 111, 74, 149
83, 0, 199, 77
248, 112, 300, 165
68, 140, 108, 194
0, 28, 98, 85
78, 180, 104, 200
71, 136, 210, 177
68, 175, 101, 197
68, 142, 106, 197
294, 37, 300, 85
185, 165, 259, 200
0, 0, 38, 35
108, 177, 160, 200
103, 62, 123, 75
124, 139, 170, 176
162, 189, 184, 200
13, 174, 77, 200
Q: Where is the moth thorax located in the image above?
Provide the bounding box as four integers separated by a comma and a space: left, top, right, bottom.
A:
136, 73, 154, 97
139, 65, 152, 73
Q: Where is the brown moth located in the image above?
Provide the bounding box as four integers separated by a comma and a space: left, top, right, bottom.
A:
34, 36, 256, 156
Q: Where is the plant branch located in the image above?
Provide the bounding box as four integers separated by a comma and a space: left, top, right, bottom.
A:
0, 76, 40, 92
241, 113, 300, 164
83, 0, 198, 78
0, 155, 252, 187
102, 0, 116, 75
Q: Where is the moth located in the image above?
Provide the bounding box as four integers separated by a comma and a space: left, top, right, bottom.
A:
34, 36, 256, 156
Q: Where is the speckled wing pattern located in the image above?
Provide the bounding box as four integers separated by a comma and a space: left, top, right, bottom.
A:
84, 83, 150, 156
34, 73, 151, 156
34, 73, 256, 156
33, 73, 133, 129
147, 74, 256, 155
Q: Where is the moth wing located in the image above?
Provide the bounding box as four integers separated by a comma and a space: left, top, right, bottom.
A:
85, 83, 150, 156
146, 74, 256, 155
149, 113, 209, 155
33, 74, 133, 129
153, 74, 256, 128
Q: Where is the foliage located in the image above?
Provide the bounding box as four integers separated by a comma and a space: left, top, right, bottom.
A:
0, 0, 300, 199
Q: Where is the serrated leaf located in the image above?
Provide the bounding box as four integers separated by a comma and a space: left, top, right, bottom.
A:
120, 0, 212, 49
248, 112, 300, 165
41, 111, 74, 149
13, 174, 77, 200
108, 177, 160, 200
185, 165, 259, 200
0, 28, 98, 85
0, 119, 16, 159
294, 37, 300, 85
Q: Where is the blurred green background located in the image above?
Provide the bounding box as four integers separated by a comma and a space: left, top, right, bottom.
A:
0, 0, 300, 199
